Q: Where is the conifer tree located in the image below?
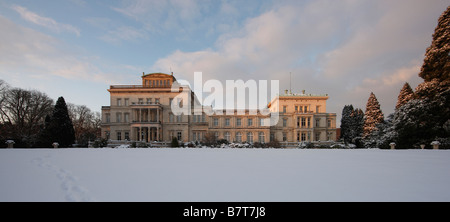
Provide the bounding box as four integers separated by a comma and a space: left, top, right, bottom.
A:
393, 6, 450, 148
349, 108, 364, 145
48, 97, 75, 147
418, 6, 449, 83
363, 92, 384, 137
340, 105, 354, 143
395, 82, 414, 110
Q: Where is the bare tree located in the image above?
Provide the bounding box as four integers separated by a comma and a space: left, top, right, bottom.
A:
67, 103, 101, 146
0, 80, 11, 123
0, 86, 53, 145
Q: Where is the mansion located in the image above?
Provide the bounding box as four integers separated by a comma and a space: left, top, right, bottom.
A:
101, 73, 337, 145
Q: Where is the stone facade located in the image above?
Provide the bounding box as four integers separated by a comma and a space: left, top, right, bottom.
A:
101, 73, 336, 144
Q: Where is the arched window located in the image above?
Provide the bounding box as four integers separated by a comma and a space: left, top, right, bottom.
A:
259, 132, 265, 143
247, 132, 253, 143
236, 132, 242, 143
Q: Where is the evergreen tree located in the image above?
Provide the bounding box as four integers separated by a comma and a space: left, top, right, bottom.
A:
349, 108, 364, 147
393, 6, 450, 149
340, 105, 354, 143
363, 92, 384, 138
171, 137, 179, 147
418, 6, 450, 83
395, 82, 414, 110
48, 97, 75, 147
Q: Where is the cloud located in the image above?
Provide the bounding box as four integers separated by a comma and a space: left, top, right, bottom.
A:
150, 0, 448, 125
0, 15, 109, 84
11, 5, 80, 36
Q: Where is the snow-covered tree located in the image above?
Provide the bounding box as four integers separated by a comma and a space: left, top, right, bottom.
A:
418, 6, 449, 83
395, 82, 414, 110
392, 6, 450, 149
340, 105, 354, 143
349, 108, 364, 147
363, 92, 384, 138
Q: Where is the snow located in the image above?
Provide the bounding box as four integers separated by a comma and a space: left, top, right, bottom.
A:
1, 148, 450, 202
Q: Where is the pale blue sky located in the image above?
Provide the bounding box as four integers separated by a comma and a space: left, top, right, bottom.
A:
0, 0, 448, 123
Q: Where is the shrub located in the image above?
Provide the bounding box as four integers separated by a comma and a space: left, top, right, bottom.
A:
171, 137, 179, 147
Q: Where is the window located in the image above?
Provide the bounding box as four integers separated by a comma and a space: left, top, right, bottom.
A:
116, 113, 122, 123
327, 132, 332, 141
147, 98, 152, 104
236, 118, 241, 126
169, 113, 174, 122
295, 106, 299, 112
299, 106, 303, 113
138, 98, 143, 104
117, 98, 122, 106
225, 118, 230, 126
307, 117, 311, 128
316, 106, 320, 113
283, 118, 287, 127
301, 117, 306, 128
327, 119, 332, 128
124, 113, 129, 123
177, 114, 182, 122
155, 98, 160, 104
213, 118, 219, 126
283, 106, 287, 113
247, 118, 253, 126
297, 132, 300, 142
214, 132, 219, 140
259, 132, 265, 143
105, 114, 110, 123
117, 132, 122, 140
202, 114, 205, 122
177, 132, 182, 141
236, 132, 242, 142
304, 106, 308, 112
225, 132, 230, 142
247, 132, 253, 143
270, 133, 275, 142
315, 132, 321, 141
316, 119, 320, 127
193, 132, 197, 141
105, 131, 110, 140
260, 118, 265, 126
282, 132, 287, 142
301, 132, 306, 141
124, 132, 130, 141
124, 98, 129, 106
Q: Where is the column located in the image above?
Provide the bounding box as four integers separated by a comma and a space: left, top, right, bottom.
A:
138, 109, 141, 122
148, 127, 154, 142
156, 127, 160, 142
157, 108, 160, 123
130, 127, 135, 141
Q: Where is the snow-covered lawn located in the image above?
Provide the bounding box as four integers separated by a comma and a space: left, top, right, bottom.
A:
1, 148, 449, 202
